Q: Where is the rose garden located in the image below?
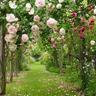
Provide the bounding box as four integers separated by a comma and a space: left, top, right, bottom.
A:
0, 0, 96, 96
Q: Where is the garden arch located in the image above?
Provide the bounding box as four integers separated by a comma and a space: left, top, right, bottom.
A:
0, 0, 96, 95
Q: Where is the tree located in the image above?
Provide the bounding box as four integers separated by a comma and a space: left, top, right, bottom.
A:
0, 24, 6, 95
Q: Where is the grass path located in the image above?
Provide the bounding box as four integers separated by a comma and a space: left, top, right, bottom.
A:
7, 63, 79, 96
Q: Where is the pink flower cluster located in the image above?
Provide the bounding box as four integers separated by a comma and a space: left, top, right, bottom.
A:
47, 18, 58, 29
21, 34, 29, 43
7, 25, 18, 35
6, 13, 18, 23
35, 0, 45, 8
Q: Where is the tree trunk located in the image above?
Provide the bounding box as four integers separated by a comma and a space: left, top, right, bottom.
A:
58, 46, 64, 75
79, 38, 90, 96
9, 52, 14, 82
0, 25, 6, 95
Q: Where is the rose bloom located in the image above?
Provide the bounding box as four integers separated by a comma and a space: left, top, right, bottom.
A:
28, 8, 35, 15
89, 17, 95, 25
56, 3, 62, 9
31, 25, 39, 32
72, 0, 76, 3
35, 0, 45, 8
80, 26, 86, 33
21, 34, 29, 43
94, 8, 96, 14
52, 43, 56, 48
6, 13, 18, 23
58, 0, 64, 3
33, 15, 40, 22
47, 18, 58, 28
9, 1, 17, 9
90, 40, 95, 46
7, 25, 18, 35
59, 28, 65, 36
47, 3, 55, 12
4, 34, 15, 43
79, 32, 84, 39
72, 12, 77, 17
26, 3, 32, 11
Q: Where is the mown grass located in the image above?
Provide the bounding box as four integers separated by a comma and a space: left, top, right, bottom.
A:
6, 62, 79, 96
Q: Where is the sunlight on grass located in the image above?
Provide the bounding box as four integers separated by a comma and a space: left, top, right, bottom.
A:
7, 63, 79, 96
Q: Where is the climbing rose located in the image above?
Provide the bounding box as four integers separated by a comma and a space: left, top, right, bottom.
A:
89, 17, 95, 25
35, 0, 45, 8
26, 3, 32, 11
58, 0, 64, 3
28, 8, 35, 15
51, 38, 55, 43
31, 25, 39, 32
59, 28, 65, 36
56, 3, 62, 9
7, 25, 18, 35
47, 18, 58, 28
72, 12, 77, 17
6, 13, 18, 23
52, 43, 57, 48
34, 15, 40, 22
9, 44, 17, 52
9, 1, 17, 9
79, 32, 84, 39
72, 0, 76, 3
21, 34, 29, 43
90, 40, 95, 46
4, 34, 15, 43
80, 26, 85, 33
94, 8, 96, 14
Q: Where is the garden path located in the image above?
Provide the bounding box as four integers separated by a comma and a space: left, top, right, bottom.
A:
6, 62, 80, 96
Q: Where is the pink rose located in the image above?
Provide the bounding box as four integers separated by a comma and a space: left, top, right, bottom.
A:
6, 13, 18, 23
47, 18, 58, 28
72, 12, 77, 17
21, 34, 29, 43
31, 25, 39, 32
7, 25, 18, 34
33, 15, 40, 22
35, 0, 45, 8
52, 43, 56, 48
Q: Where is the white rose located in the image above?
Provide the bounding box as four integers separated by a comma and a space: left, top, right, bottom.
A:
56, 4, 62, 9
47, 18, 58, 29
58, 0, 64, 3
31, 25, 39, 32
26, 3, 32, 11
28, 8, 34, 15
90, 40, 95, 46
59, 28, 65, 36
35, 0, 45, 8
9, 1, 17, 9
6, 13, 18, 23
94, 9, 96, 15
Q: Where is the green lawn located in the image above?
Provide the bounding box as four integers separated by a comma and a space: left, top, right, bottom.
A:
6, 63, 79, 96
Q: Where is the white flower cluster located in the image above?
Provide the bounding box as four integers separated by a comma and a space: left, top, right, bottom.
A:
94, 6, 96, 15
25, 3, 34, 15
90, 40, 96, 46
9, 1, 17, 9
56, 0, 64, 9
